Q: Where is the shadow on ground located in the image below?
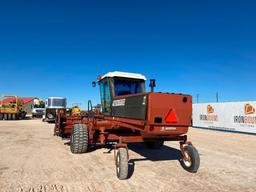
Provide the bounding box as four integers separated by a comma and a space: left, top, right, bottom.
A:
126, 143, 182, 178
62, 140, 182, 179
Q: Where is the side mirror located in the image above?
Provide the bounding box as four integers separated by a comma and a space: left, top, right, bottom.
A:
92, 81, 96, 87
149, 79, 156, 92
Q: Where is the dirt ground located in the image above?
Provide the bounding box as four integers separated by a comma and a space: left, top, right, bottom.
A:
0, 120, 255, 192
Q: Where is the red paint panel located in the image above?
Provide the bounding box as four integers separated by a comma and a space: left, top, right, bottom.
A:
147, 92, 192, 126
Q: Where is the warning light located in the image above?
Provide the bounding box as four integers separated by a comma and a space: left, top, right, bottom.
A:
97, 76, 102, 81
165, 109, 178, 123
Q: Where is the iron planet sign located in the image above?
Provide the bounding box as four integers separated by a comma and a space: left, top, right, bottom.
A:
193, 102, 256, 134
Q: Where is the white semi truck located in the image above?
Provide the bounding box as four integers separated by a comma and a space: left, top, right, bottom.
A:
43, 97, 66, 122
32, 98, 45, 118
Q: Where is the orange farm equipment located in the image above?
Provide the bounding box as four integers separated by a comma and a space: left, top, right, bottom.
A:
54, 71, 200, 179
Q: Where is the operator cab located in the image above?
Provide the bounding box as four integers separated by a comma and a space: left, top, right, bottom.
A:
98, 71, 146, 114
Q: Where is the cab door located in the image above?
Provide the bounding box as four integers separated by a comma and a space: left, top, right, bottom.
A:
99, 78, 111, 114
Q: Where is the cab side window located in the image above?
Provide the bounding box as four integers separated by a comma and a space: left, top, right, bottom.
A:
100, 79, 111, 113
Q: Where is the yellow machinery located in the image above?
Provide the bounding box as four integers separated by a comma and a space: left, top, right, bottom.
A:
71, 104, 81, 116
0, 94, 27, 120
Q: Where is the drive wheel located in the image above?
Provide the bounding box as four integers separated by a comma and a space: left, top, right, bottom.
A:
0, 113, 3, 120
12, 114, 17, 120
8, 114, 12, 120
145, 140, 164, 149
116, 148, 129, 180
70, 124, 88, 154
180, 145, 200, 173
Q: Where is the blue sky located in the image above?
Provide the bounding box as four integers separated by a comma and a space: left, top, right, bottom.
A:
0, 0, 255, 108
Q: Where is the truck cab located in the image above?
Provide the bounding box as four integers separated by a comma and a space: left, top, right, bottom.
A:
32, 98, 45, 118
98, 71, 146, 114
43, 97, 66, 122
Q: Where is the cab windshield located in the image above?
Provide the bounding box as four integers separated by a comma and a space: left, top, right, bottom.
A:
48, 99, 66, 107
114, 79, 144, 96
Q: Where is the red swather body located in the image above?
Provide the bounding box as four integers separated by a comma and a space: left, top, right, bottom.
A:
54, 72, 200, 179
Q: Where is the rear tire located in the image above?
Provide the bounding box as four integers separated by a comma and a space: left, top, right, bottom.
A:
180, 145, 200, 173
12, 114, 17, 120
8, 114, 12, 120
116, 148, 129, 180
145, 140, 164, 149
0, 113, 3, 120
70, 124, 89, 154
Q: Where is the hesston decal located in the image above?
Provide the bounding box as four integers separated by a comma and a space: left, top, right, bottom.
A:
234, 104, 256, 124
200, 105, 218, 122
112, 99, 126, 107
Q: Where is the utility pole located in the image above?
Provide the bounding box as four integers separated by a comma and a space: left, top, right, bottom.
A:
196, 94, 199, 103
216, 92, 219, 103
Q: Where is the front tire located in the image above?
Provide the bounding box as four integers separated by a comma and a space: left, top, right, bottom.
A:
116, 148, 129, 180
46, 112, 54, 119
180, 145, 200, 173
70, 124, 89, 154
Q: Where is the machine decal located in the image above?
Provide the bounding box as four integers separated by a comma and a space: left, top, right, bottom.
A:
161, 127, 177, 131
112, 99, 126, 107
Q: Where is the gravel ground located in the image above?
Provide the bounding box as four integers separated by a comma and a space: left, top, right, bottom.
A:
0, 119, 255, 192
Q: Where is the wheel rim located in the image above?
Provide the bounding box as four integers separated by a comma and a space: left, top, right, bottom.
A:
183, 151, 192, 167
47, 113, 54, 119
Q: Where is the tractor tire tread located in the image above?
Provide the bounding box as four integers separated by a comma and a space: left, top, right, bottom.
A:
70, 124, 88, 154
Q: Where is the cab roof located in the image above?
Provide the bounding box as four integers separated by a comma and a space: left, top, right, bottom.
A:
47, 97, 66, 99
101, 71, 146, 81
